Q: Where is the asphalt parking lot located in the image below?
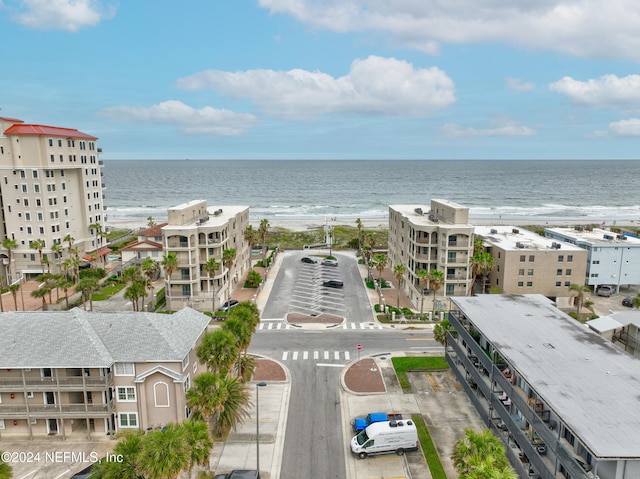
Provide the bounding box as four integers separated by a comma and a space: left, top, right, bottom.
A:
588, 285, 639, 316
290, 257, 346, 316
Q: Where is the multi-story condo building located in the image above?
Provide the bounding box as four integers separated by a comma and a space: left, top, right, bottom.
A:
0, 308, 210, 440
0, 116, 106, 280
162, 200, 250, 311
545, 227, 640, 293
388, 199, 474, 309
447, 294, 640, 479
475, 226, 588, 301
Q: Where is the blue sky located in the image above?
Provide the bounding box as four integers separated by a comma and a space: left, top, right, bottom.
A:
2, 0, 640, 160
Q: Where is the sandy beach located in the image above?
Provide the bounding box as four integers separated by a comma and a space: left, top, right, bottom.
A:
105, 215, 639, 233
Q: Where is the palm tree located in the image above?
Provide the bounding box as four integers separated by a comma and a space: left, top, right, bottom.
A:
216, 375, 252, 436
141, 257, 160, 282
327, 227, 334, 257
416, 269, 430, 316
30, 239, 46, 272
63, 233, 75, 253
355, 218, 363, 254
244, 225, 256, 264
2, 237, 18, 284
139, 423, 189, 479
633, 293, 640, 309
76, 277, 99, 311
258, 218, 270, 260
181, 419, 213, 478
51, 243, 64, 273
429, 269, 445, 313
186, 372, 225, 426
9, 283, 20, 311
203, 257, 221, 313
91, 431, 144, 479
125, 281, 146, 311
90, 221, 104, 257
0, 450, 13, 479
63, 256, 80, 284
197, 329, 239, 375
470, 251, 495, 295
434, 319, 454, 346
223, 317, 253, 379
222, 248, 237, 305
568, 283, 591, 315
393, 264, 406, 310
59, 277, 74, 310
452, 428, 515, 478
161, 252, 178, 312
147, 216, 156, 227
373, 253, 388, 283
30, 286, 48, 310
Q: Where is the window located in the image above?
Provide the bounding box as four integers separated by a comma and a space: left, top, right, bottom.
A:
558, 255, 564, 262
182, 355, 189, 371
555, 281, 562, 287
527, 281, 533, 287
25, 213, 30, 221
119, 413, 138, 428
564, 281, 571, 287
0, 419, 4, 430
566, 269, 572, 276
528, 269, 534, 276
117, 386, 136, 401
23, 198, 29, 207
557, 269, 563, 276
529, 255, 535, 262
592, 260, 600, 264
591, 273, 599, 278
153, 382, 170, 408
193, 362, 198, 374
114, 362, 134, 376
520, 255, 526, 262
26, 391, 34, 398
567, 255, 573, 262
518, 281, 524, 287
34, 184, 40, 193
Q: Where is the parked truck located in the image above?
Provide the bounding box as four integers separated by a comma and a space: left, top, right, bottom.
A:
352, 412, 388, 433
350, 419, 419, 459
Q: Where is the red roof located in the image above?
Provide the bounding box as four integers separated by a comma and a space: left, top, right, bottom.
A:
121, 240, 163, 251
82, 247, 112, 260
138, 222, 168, 238
4, 123, 97, 140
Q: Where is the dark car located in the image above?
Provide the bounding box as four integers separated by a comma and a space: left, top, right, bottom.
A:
70, 464, 94, 478
218, 299, 239, 311
301, 256, 318, 264
214, 471, 261, 479
321, 258, 338, 267
622, 296, 635, 307
322, 279, 344, 288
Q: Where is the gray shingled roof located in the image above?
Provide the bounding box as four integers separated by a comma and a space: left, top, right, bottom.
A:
450, 294, 640, 460
0, 308, 209, 369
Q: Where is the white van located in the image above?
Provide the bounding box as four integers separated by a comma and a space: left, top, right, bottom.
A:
350, 419, 419, 459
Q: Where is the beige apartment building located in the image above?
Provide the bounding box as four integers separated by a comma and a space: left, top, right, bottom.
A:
161, 200, 250, 311
388, 199, 474, 309
475, 226, 588, 301
0, 308, 210, 440
0, 116, 106, 280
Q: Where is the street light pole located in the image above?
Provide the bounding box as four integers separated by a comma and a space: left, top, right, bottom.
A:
256, 381, 267, 473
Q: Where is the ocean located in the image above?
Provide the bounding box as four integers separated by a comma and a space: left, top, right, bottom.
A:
102, 159, 640, 225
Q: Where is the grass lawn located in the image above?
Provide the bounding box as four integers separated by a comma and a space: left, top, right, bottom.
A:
92, 282, 127, 301
412, 414, 448, 479
391, 356, 449, 390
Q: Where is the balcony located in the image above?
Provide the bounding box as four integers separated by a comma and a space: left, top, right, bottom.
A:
0, 374, 112, 391
0, 399, 115, 418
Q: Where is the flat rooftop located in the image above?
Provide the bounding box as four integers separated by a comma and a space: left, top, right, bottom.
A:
450, 294, 640, 459
546, 227, 640, 246
163, 205, 248, 230
389, 204, 472, 227
476, 226, 584, 252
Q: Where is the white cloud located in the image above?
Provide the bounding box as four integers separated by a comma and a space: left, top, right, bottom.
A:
176, 55, 455, 119
98, 100, 259, 136
258, 0, 640, 59
506, 77, 535, 91
441, 119, 536, 138
608, 118, 640, 136
10, 0, 116, 31
549, 74, 640, 109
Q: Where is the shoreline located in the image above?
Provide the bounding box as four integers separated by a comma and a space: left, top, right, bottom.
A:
105, 215, 640, 233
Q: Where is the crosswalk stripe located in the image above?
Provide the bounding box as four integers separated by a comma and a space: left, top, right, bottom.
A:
345, 351, 350, 360
324, 351, 329, 360
303, 351, 309, 360
282, 351, 288, 361
292, 351, 299, 360
314, 351, 319, 360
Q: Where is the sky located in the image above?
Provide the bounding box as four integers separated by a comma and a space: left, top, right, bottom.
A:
2, 0, 640, 160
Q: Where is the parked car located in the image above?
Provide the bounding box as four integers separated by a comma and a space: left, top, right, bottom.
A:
214, 471, 261, 479
218, 299, 239, 311
596, 285, 614, 297
622, 296, 635, 307
322, 259, 338, 267
322, 279, 344, 288
301, 256, 318, 264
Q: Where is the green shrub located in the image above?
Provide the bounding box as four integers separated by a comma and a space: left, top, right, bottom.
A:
244, 270, 262, 288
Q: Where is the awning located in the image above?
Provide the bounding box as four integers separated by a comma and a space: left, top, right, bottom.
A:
83, 247, 112, 260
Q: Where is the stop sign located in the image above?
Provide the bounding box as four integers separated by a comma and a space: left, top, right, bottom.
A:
356, 344, 362, 351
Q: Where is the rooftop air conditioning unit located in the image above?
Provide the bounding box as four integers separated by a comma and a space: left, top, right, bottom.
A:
555, 243, 561, 249
490, 229, 498, 234
414, 207, 423, 215
515, 242, 524, 248
617, 235, 625, 240
575, 226, 583, 231
512, 228, 520, 234
604, 234, 612, 240
551, 242, 557, 248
